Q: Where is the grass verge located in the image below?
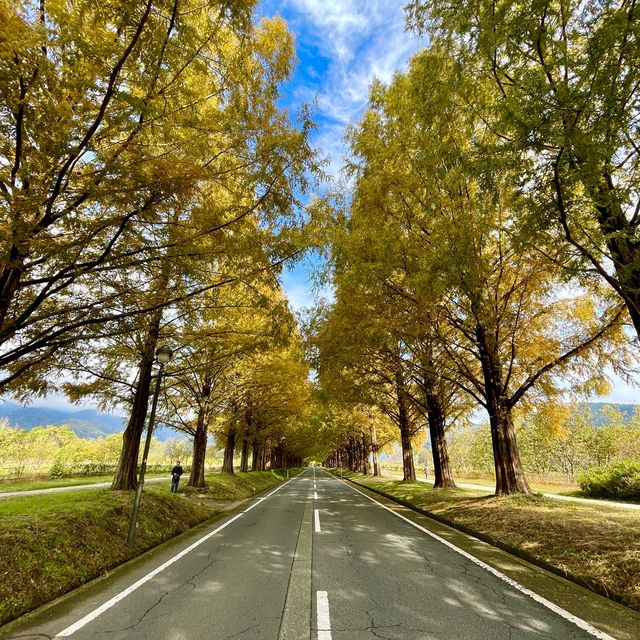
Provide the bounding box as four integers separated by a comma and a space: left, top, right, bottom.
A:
181, 469, 297, 501
0, 473, 167, 493
0, 469, 291, 626
340, 472, 640, 612
384, 467, 581, 495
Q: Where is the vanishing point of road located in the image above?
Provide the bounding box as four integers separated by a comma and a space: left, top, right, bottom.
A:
2, 469, 638, 640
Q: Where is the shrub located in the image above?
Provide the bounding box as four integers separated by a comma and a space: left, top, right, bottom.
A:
80, 463, 117, 476
48, 462, 69, 479
578, 461, 640, 501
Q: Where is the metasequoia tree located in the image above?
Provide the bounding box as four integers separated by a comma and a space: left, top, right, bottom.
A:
334, 99, 476, 488
166, 274, 296, 486
324, 48, 629, 494
318, 403, 397, 475
0, 0, 316, 396
2, 1, 319, 489
310, 294, 422, 482
216, 339, 312, 474
303, 305, 398, 477
406, 0, 640, 339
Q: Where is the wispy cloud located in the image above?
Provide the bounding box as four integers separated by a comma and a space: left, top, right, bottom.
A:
260, 2, 420, 313
261, 1, 422, 175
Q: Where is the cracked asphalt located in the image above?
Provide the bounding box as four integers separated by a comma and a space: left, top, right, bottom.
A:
2, 469, 634, 640
311, 472, 620, 640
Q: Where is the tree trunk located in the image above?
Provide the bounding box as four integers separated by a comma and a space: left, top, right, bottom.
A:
222, 426, 236, 474
476, 322, 530, 495
591, 172, 640, 338
396, 368, 416, 482
423, 376, 456, 489
270, 445, 280, 470
111, 308, 162, 490
251, 438, 259, 471
240, 437, 249, 472
361, 434, 370, 474
0, 251, 24, 342
369, 413, 380, 476
188, 416, 208, 488
489, 399, 530, 494
259, 440, 267, 470
188, 379, 212, 488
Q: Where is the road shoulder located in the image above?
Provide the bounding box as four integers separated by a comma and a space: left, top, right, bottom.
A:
337, 474, 640, 640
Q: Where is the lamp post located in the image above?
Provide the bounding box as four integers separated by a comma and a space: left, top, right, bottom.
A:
127, 345, 173, 549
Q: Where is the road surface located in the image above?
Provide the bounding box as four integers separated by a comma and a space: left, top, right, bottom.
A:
2, 469, 636, 640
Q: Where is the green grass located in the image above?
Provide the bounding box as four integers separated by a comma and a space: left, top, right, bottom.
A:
343, 472, 640, 612
383, 467, 581, 495
181, 468, 298, 501
0, 469, 292, 627
453, 472, 581, 495
0, 473, 167, 493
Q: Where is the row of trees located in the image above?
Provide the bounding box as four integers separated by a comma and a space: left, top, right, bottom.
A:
0, 1, 322, 489
449, 404, 640, 479
311, 0, 640, 494
0, 424, 192, 479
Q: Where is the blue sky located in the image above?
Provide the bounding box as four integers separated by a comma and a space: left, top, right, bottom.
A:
259, 1, 424, 313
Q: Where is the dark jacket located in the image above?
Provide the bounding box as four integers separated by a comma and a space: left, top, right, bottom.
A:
171, 465, 183, 478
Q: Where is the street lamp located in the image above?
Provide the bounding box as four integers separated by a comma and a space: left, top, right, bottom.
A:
127, 345, 173, 549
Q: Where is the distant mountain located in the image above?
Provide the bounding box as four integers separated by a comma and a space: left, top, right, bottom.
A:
0, 401, 179, 440
582, 402, 637, 426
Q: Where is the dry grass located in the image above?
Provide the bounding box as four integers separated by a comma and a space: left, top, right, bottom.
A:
347, 473, 640, 611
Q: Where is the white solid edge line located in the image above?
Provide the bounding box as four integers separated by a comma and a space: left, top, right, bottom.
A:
316, 590, 332, 640
314, 508, 321, 533
333, 475, 616, 640
55, 473, 305, 638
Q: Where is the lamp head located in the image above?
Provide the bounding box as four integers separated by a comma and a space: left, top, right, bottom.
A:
156, 345, 173, 364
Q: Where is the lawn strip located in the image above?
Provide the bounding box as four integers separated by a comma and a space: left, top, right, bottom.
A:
340, 472, 640, 612
0, 469, 292, 626
0, 473, 166, 493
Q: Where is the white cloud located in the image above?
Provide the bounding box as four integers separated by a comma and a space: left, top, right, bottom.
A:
259, 1, 421, 315
263, 1, 422, 132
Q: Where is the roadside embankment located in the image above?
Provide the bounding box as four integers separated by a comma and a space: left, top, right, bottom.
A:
0, 469, 292, 626
336, 471, 640, 612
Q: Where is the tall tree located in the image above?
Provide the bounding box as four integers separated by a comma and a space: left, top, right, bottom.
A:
0, 0, 317, 396
406, 0, 640, 339
328, 47, 629, 494
166, 273, 297, 485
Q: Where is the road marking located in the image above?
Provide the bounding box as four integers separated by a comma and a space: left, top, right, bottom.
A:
314, 509, 321, 533
243, 497, 266, 513
314, 491, 318, 499
316, 591, 332, 640
333, 474, 616, 640
54, 473, 305, 638
278, 492, 313, 640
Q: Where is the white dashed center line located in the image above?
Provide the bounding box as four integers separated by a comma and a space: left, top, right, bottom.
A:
316, 591, 332, 640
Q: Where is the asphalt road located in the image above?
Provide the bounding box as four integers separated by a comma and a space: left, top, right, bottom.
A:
2, 469, 631, 640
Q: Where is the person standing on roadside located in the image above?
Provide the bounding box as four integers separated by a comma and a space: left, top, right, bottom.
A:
171, 461, 184, 493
